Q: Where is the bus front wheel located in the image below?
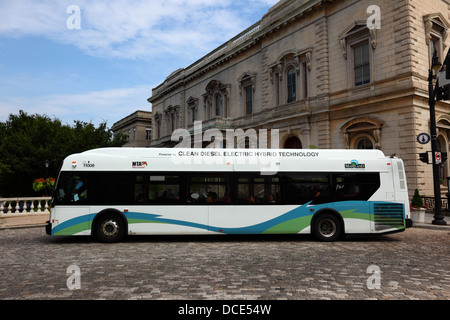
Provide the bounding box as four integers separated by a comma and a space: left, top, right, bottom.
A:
94, 213, 125, 243
312, 213, 343, 242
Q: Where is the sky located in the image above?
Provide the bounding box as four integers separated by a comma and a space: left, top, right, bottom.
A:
0, 0, 278, 127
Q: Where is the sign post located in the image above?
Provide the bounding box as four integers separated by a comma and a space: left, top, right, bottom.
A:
427, 49, 449, 225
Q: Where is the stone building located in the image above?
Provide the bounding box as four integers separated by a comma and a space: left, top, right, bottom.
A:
147, 0, 450, 198
112, 110, 152, 147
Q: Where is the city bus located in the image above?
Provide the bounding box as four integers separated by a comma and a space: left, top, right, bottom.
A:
46, 148, 411, 242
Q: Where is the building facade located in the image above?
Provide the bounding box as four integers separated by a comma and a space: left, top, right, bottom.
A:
112, 110, 152, 147
147, 0, 450, 198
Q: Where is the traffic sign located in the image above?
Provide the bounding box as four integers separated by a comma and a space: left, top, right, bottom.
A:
417, 133, 430, 144
435, 152, 442, 164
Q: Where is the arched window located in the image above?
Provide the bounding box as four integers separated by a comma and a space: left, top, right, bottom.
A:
287, 67, 296, 103
341, 118, 382, 149
154, 113, 161, 139
436, 116, 450, 186
215, 94, 222, 117
204, 81, 230, 119
171, 113, 175, 132
186, 97, 199, 125
269, 50, 311, 106
164, 105, 179, 135
355, 136, 373, 149
283, 136, 302, 149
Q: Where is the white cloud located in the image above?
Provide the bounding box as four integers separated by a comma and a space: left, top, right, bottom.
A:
0, 84, 153, 126
0, 0, 278, 125
0, 0, 275, 60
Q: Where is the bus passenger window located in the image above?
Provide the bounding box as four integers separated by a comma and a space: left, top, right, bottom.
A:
267, 178, 280, 204
335, 177, 360, 199
266, 193, 276, 203
188, 175, 229, 205
343, 183, 359, 197
237, 176, 264, 204
72, 177, 87, 201
334, 173, 380, 201
55, 173, 88, 204
134, 175, 180, 204
279, 172, 330, 204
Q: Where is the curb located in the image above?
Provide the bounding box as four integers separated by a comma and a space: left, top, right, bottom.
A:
412, 223, 450, 231
0, 223, 47, 231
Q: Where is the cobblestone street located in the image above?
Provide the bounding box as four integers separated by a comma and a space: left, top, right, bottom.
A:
0, 226, 448, 301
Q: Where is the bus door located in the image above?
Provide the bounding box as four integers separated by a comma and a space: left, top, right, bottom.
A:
52, 171, 92, 236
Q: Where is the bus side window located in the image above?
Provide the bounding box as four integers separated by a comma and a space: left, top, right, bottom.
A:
335, 176, 359, 199
188, 175, 229, 205
237, 176, 266, 204
280, 172, 330, 205
267, 177, 280, 204
334, 173, 380, 201
56, 173, 88, 203
73, 178, 88, 202
135, 175, 180, 204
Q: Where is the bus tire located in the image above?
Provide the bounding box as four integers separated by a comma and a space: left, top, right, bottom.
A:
94, 213, 125, 243
312, 213, 343, 242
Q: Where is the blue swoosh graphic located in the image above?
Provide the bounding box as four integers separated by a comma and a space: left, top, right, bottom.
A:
51, 200, 376, 235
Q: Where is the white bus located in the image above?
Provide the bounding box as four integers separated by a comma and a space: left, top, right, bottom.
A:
46, 148, 411, 242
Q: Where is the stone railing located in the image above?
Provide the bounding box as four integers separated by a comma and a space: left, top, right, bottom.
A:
0, 197, 51, 215
0, 197, 51, 228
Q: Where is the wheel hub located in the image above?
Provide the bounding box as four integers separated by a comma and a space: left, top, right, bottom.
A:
318, 219, 336, 237
102, 220, 119, 237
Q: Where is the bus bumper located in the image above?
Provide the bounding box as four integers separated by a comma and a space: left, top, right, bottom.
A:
45, 221, 52, 235
405, 218, 413, 228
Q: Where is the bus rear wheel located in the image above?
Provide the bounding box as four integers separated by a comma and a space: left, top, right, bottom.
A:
313, 213, 343, 242
95, 213, 125, 243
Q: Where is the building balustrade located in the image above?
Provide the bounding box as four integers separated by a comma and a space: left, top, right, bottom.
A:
421, 196, 449, 212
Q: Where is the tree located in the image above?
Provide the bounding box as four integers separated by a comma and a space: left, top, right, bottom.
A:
0, 110, 128, 196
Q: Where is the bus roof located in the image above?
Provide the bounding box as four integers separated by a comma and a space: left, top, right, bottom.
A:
61, 148, 395, 173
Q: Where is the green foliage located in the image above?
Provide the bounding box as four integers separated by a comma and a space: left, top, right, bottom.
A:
32, 178, 55, 195
0, 110, 128, 196
411, 189, 423, 208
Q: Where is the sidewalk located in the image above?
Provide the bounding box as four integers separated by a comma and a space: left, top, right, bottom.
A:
412, 211, 450, 231
0, 213, 49, 230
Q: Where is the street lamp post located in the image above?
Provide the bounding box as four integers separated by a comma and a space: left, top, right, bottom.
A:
45, 159, 50, 197
428, 51, 447, 225
45, 159, 49, 179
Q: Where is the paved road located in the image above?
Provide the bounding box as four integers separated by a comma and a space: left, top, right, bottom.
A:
0, 227, 448, 301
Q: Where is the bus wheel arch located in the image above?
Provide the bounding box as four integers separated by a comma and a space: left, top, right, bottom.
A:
92, 209, 127, 243
311, 209, 344, 242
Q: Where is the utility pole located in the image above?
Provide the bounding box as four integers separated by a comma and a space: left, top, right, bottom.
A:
428, 49, 449, 225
